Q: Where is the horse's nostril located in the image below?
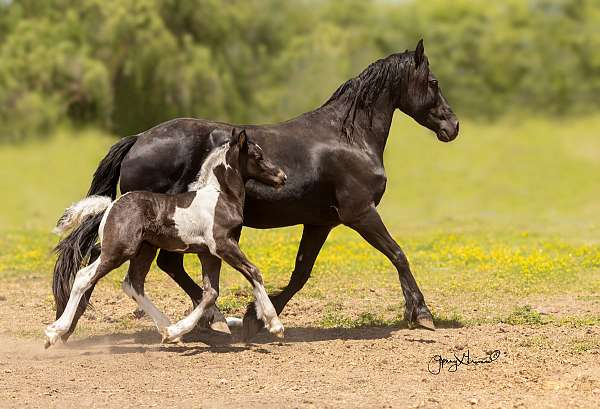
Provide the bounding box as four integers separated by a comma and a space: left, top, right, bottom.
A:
455, 121, 459, 133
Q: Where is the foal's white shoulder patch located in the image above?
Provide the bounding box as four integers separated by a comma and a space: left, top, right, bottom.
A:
172, 189, 219, 253
173, 144, 231, 254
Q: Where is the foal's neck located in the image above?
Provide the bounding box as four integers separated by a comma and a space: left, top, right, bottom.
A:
187, 145, 232, 191
187, 145, 246, 213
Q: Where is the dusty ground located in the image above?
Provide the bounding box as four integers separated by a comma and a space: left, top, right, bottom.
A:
1, 279, 599, 409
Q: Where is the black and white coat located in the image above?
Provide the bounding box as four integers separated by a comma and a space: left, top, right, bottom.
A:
45, 130, 286, 347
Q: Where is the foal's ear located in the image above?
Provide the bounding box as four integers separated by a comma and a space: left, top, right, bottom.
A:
237, 129, 248, 151
414, 39, 425, 67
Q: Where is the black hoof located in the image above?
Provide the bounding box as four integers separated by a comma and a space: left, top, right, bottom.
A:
405, 304, 436, 331
242, 303, 264, 341
60, 330, 73, 343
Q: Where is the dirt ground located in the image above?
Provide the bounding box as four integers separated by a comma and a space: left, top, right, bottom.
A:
1, 281, 599, 408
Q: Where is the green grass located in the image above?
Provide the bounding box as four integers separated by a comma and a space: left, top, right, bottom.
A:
502, 305, 547, 326
1, 115, 599, 329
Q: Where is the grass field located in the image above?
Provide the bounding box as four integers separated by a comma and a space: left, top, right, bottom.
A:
0, 115, 599, 334
2, 115, 600, 409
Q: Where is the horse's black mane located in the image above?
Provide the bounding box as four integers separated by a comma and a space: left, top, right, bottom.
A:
322, 51, 412, 144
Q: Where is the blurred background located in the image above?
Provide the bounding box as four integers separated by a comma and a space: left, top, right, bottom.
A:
0, 0, 598, 292
2, 0, 600, 140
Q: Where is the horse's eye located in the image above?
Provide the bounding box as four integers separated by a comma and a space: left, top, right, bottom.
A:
429, 79, 438, 88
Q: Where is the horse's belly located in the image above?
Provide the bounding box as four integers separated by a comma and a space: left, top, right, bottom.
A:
243, 197, 339, 228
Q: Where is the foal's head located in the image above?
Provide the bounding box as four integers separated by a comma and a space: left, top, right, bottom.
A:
229, 129, 287, 188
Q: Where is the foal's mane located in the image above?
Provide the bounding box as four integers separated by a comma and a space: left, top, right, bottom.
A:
187, 142, 231, 191
321, 51, 412, 144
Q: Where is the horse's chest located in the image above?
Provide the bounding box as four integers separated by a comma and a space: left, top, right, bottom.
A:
171, 189, 219, 254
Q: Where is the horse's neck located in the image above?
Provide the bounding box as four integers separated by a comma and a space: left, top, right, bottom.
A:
319, 92, 395, 158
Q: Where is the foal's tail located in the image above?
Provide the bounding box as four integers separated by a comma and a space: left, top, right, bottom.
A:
53, 195, 112, 235
52, 134, 138, 319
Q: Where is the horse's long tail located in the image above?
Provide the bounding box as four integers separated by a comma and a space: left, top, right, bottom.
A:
52, 135, 138, 319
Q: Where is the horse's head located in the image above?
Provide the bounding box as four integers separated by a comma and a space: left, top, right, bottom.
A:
397, 40, 459, 142
230, 129, 287, 188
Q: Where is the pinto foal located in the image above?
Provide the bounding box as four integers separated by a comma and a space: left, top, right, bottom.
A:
45, 129, 287, 348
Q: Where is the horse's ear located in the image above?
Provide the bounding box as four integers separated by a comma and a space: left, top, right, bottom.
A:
237, 129, 248, 151
414, 39, 425, 67
229, 128, 237, 146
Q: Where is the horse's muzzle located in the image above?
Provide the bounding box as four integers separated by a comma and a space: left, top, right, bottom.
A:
437, 119, 459, 142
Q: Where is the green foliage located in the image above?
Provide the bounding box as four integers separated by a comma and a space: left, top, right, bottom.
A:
1, 0, 599, 140
378, 0, 600, 117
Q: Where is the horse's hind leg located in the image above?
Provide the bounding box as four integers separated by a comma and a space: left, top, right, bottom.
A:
44, 257, 116, 348
198, 254, 230, 334
156, 250, 204, 306
122, 243, 171, 332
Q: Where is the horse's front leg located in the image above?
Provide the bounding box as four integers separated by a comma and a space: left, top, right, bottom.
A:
344, 204, 435, 330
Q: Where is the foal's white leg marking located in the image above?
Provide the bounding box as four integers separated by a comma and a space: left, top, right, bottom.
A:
162, 286, 219, 342
121, 279, 171, 331
44, 259, 101, 347
163, 303, 208, 343
253, 280, 284, 337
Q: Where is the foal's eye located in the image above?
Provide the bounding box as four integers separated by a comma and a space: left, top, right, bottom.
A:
429, 79, 438, 88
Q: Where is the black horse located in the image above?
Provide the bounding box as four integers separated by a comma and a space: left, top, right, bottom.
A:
53, 40, 459, 340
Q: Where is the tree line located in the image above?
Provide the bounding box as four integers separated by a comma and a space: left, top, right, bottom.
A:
1, 0, 598, 141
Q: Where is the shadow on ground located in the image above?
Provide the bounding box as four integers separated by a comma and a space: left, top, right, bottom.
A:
55, 317, 463, 356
